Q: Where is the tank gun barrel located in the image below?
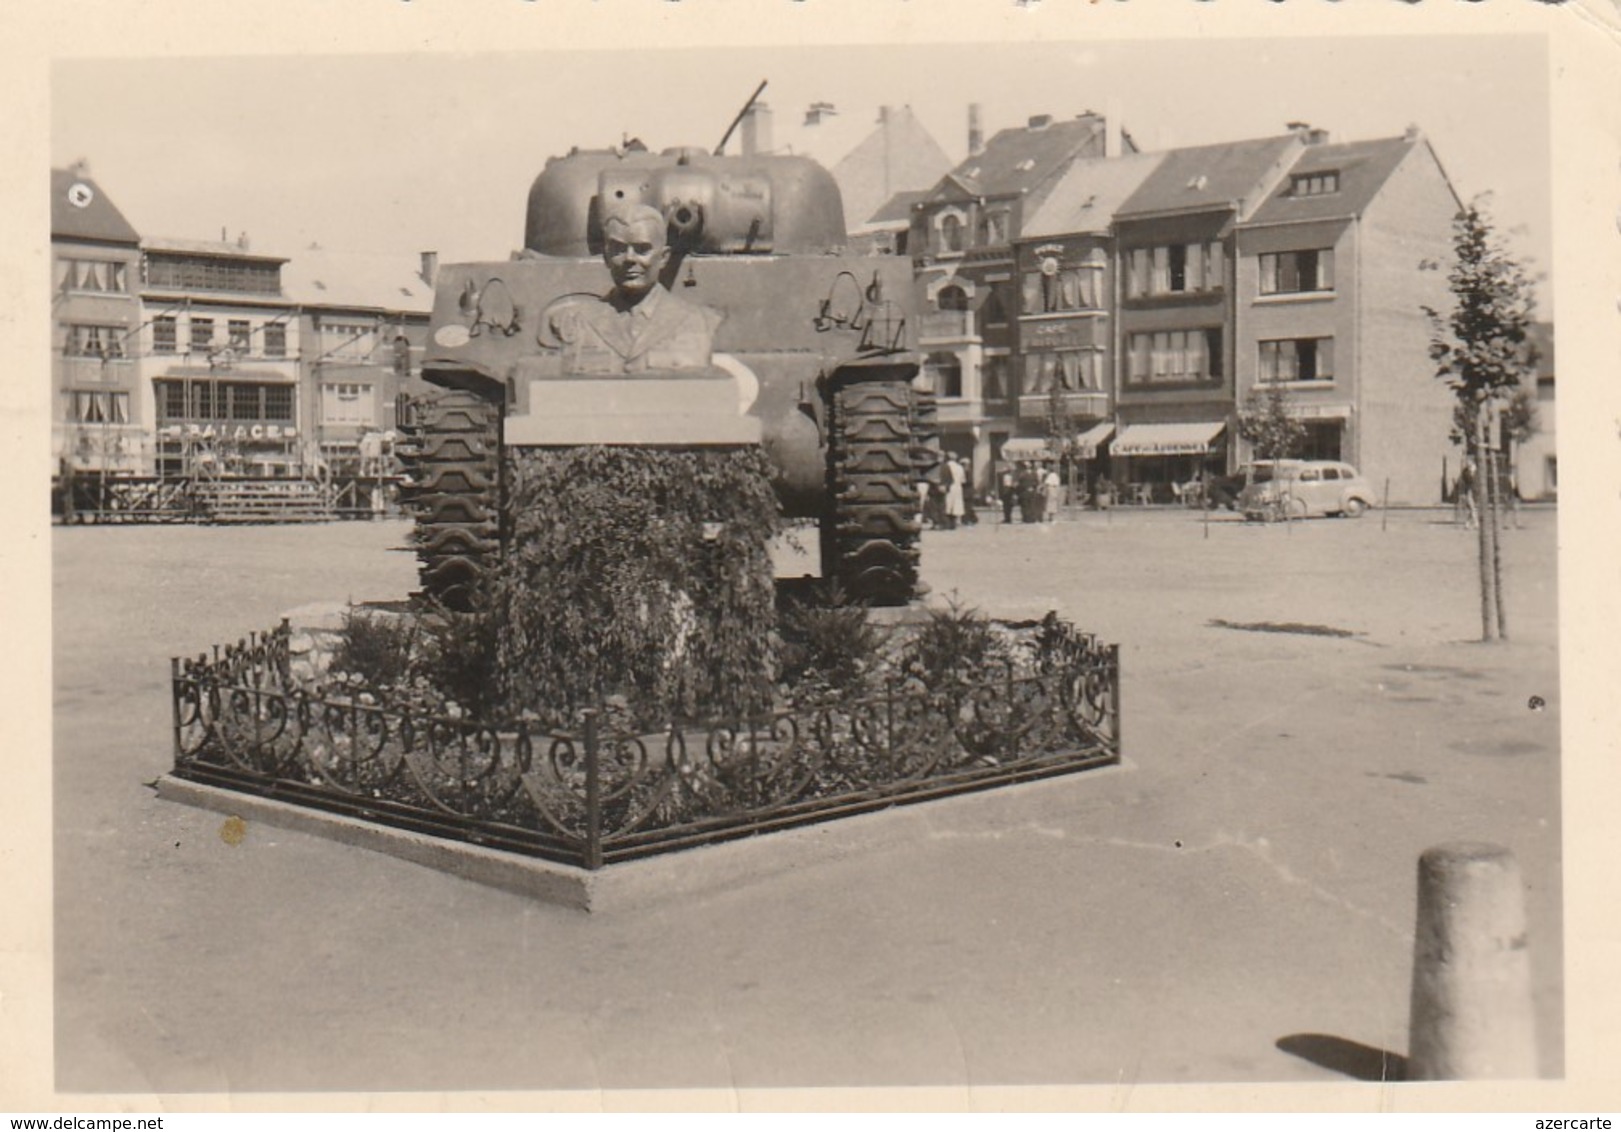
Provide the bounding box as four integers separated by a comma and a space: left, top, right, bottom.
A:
714, 79, 769, 156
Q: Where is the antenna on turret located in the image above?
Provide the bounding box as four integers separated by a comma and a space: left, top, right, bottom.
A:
714, 79, 769, 156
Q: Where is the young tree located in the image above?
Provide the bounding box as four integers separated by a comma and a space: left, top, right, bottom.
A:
1421, 197, 1539, 642
1043, 382, 1081, 508
1236, 384, 1306, 462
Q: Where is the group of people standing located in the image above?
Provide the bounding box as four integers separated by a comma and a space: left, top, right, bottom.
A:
918, 454, 977, 529
918, 456, 1064, 529
998, 461, 1064, 524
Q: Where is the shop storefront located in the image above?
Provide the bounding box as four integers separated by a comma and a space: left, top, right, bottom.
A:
1109, 419, 1227, 502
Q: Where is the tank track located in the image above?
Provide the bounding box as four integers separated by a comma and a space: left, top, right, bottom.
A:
825, 380, 925, 606
396, 387, 503, 612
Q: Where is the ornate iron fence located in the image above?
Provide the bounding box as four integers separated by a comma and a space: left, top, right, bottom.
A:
170, 621, 1120, 869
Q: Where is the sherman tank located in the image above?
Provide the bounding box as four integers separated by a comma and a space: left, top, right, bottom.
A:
399, 141, 938, 611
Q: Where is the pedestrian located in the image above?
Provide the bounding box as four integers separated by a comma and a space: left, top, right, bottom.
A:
960, 459, 979, 526
1457, 457, 1478, 530
916, 476, 932, 527
998, 465, 1017, 523
1017, 462, 1040, 522
943, 456, 966, 530
1042, 462, 1062, 523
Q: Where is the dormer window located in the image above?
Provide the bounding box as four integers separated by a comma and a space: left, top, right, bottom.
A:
1291, 171, 1340, 197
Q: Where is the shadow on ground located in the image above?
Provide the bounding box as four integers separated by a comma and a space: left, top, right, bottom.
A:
1276, 1033, 1407, 1082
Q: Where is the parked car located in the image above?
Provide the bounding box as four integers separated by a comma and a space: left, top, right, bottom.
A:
1239, 459, 1375, 521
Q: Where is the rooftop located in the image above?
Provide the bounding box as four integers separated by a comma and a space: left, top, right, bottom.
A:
51, 168, 140, 246
1022, 151, 1167, 239
281, 249, 434, 313
935, 113, 1113, 202
1116, 134, 1303, 220
144, 235, 289, 262
1246, 134, 1430, 226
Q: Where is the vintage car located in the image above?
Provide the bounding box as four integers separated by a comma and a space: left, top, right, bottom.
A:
1239, 459, 1376, 520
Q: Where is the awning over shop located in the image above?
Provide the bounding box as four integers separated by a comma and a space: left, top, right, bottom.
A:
1111, 420, 1227, 457
1000, 422, 1116, 463
1073, 421, 1115, 459
1000, 437, 1057, 462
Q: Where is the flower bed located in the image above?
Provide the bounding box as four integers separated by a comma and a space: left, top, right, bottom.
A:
169, 604, 1120, 869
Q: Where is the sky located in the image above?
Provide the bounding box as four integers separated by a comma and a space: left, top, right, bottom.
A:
50, 36, 1553, 290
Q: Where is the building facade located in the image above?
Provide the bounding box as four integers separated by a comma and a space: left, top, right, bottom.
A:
988, 125, 1465, 506
1108, 134, 1306, 494
282, 250, 435, 478
1009, 151, 1165, 483
1233, 128, 1460, 504
139, 236, 304, 478
908, 112, 1132, 488
52, 167, 145, 476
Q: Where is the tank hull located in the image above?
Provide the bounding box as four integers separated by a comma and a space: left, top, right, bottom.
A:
421, 252, 920, 519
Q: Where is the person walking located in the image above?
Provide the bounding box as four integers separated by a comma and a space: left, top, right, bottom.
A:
1042, 462, 1062, 523
998, 465, 1017, 524
943, 455, 966, 530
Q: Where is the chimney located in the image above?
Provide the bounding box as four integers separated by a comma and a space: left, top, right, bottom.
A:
1104, 96, 1123, 158
1306, 128, 1330, 146
741, 101, 774, 156
968, 103, 984, 156
419, 251, 438, 286
237, 231, 250, 250
1404, 123, 1423, 142
1028, 114, 1053, 131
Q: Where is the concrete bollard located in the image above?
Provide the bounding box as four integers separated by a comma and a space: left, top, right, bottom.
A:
1406, 842, 1538, 1079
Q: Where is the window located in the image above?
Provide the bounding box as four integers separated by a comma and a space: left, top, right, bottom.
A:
983, 354, 1010, 400
144, 255, 280, 295
936, 285, 969, 312
189, 317, 215, 354
72, 391, 130, 424
1301, 422, 1343, 462
923, 353, 963, 399
65, 324, 125, 358
155, 380, 294, 423
982, 290, 1009, 328
1259, 249, 1334, 295
263, 386, 294, 421
1025, 349, 1105, 394
1126, 241, 1224, 298
263, 322, 287, 357
1259, 337, 1335, 382
228, 385, 262, 421
983, 209, 1010, 246
937, 212, 965, 254
1126, 329, 1223, 386
228, 319, 251, 353
1291, 171, 1340, 197
321, 321, 376, 360
153, 316, 177, 355
57, 258, 129, 293
159, 381, 186, 420
322, 382, 373, 425
1023, 264, 1103, 314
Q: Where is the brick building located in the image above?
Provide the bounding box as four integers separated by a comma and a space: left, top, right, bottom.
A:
51, 167, 145, 476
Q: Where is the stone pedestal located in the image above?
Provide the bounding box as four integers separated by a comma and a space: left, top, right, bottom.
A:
505, 375, 761, 447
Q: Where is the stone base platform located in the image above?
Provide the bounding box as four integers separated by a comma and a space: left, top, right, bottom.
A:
156, 758, 1131, 914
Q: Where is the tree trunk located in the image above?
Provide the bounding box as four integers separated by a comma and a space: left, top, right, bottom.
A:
1487, 447, 1508, 639
1473, 405, 1498, 641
